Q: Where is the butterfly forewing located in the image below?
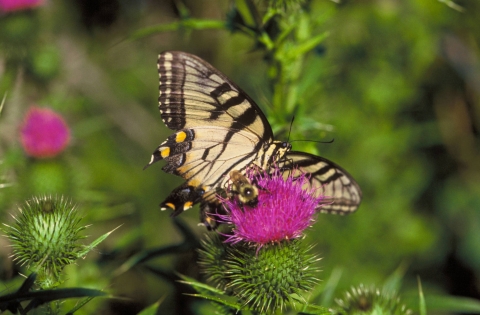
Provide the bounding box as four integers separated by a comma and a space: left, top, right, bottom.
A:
157, 51, 273, 138
281, 152, 362, 214
148, 51, 276, 220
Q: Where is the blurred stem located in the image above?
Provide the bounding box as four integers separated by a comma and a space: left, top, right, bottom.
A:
129, 19, 225, 41
236, 0, 262, 29
255, 6, 329, 127
0, 93, 6, 116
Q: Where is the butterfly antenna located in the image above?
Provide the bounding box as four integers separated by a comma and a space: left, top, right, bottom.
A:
287, 116, 295, 142
290, 138, 335, 144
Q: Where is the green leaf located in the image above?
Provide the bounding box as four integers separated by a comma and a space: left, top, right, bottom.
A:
319, 267, 343, 306
65, 296, 96, 315
383, 262, 408, 294
114, 243, 188, 276
438, 0, 465, 12
77, 225, 120, 258
298, 303, 333, 315
274, 23, 296, 46
23, 288, 107, 312
235, 0, 261, 29
417, 277, 427, 315
184, 293, 242, 310
177, 280, 225, 295
425, 295, 480, 313
177, 274, 225, 295
0, 285, 107, 313
137, 298, 165, 315
288, 31, 329, 58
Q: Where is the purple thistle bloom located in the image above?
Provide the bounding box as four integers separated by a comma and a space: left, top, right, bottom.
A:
219, 166, 325, 246
0, 0, 45, 13
20, 106, 70, 158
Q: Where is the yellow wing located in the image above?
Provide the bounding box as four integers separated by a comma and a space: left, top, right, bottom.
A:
145, 51, 276, 220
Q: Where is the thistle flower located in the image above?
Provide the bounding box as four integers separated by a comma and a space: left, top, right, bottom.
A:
0, 0, 45, 13
219, 166, 324, 246
20, 106, 70, 159
3, 195, 86, 289
334, 284, 412, 315
199, 233, 320, 313
200, 167, 325, 312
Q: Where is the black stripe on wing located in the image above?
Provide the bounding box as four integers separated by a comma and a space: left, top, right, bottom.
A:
157, 51, 274, 142
281, 151, 362, 214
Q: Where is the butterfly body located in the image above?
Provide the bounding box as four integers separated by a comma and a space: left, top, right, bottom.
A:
146, 51, 362, 228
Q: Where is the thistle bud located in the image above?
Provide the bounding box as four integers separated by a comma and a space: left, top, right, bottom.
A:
3, 195, 86, 289
199, 234, 320, 313
334, 284, 412, 315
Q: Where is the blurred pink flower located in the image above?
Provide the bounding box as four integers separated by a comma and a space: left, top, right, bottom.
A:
0, 0, 44, 13
219, 166, 324, 246
20, 106, 70, 158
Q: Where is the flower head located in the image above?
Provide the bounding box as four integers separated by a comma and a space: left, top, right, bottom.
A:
20, 106, 70, 159
3, 195, 86, 288
219, 166, 324, 246
0, 0, 44, 13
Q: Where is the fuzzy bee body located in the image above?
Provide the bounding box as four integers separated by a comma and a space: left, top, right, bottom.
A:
228, 170, 259, 207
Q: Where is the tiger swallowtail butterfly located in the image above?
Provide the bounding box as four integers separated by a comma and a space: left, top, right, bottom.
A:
145, 51, 362, 229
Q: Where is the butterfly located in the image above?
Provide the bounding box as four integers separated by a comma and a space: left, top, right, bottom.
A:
145, 51, 362, 229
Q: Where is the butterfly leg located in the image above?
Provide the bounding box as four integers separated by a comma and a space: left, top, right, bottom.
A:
199, 201, 227, 230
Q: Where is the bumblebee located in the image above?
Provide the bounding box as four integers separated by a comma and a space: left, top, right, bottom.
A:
228, 170, 259, 207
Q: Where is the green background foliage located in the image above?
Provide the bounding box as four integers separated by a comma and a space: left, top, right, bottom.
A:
0, 0, 479, 314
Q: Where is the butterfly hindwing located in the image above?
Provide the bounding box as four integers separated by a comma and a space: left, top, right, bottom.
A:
279, 152, 362, 214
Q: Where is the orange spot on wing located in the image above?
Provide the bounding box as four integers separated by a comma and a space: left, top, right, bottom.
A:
160, 147, 170, 158
176, 131, 187, 143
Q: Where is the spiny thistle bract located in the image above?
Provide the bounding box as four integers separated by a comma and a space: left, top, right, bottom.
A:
198, 234, 230, 292
3, 195, 86, 289
334, 284, 412, 315
199, 234, 321, 313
